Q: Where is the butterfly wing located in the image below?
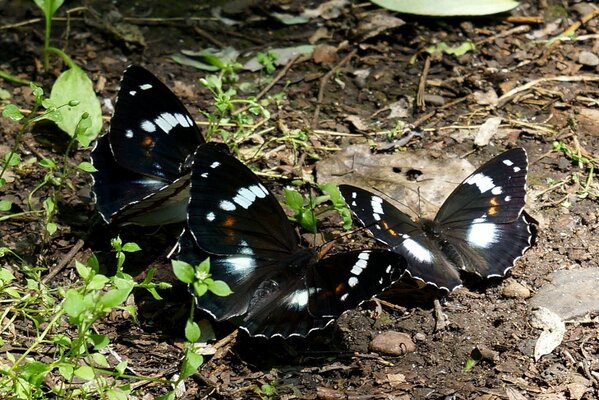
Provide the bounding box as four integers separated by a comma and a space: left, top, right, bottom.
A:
339, 184, 462, 291
187, 143, 298, 258
433, 148, 532, 277
108, 65, 205, 181
91, 65, 205, 225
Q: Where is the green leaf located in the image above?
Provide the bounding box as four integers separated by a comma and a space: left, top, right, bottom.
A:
48, 66, 102, 145
2, 104, 23, 121
192, 281, 208, 297
90, 352, 110, 368
3, 152, 20, 167
208, 280, 233, 297
75, 260, 91, 280
21, 360, 52, 386
39, 158, 56, 169
185, 319, 201, 343
46, 222, 57, 235
63, 289, 86, 318
121, 242, 141, 253
107, 386, 130, 400
172, 260, 195, 284
462, 347, 483, 372
33, 0, 65, 17
57, 363, 74, 380
99, 279, 134, 309
180, 349, 203, 379
74, 365, 95, 381
87, 274, 109, 290
284, 188, 304, 211
370, 0, 519, 16
0, 267, 15, 285
77, 161, 97, 172
425, 41, 476, 57
0, 200, 12, 212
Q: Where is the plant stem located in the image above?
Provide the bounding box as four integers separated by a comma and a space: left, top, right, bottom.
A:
47, 47, 77, 69
0, 70, 32, 85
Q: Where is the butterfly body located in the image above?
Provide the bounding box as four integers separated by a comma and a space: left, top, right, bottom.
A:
340, 148, 533, 292
91, 65, 204, 225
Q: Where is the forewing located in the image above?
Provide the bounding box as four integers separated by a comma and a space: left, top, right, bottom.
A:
108, 65, 205, 180
188, 143, 298, 258
435, 148, 528, 226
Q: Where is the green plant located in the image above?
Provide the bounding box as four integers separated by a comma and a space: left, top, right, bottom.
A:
283, 183, 353, 233
33, 0, 65, 70
165, 257, 232, 400
1, 83, 97, 238
552, 140, 597, 200
0, 237, 172, 399
256, 50, 278, 75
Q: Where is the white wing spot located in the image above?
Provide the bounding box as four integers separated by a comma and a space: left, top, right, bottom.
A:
351, 192, 357, 199
502, 159, 514, 166
253, 184, 268, 198
402, 238, 433, 263
141, 120, 156, 133
139, 83, 152, 90
348, 277, 359, 288
513, 166, 521, 173
210, 161, 220, 169
233, 187, 257, 209
206, 212, 215, 222
201, 172, 209, 178
491, 186, 503, 195
125, 129, 134, 139
238, 240, 254, 255
340, 293, 349, 302
128, 90, 137, 96
467, 223, 499, 248
219, 200, 236, 211
465, 173, 495, 193
505, 195, 512, 202
175, 113, 193, 127
154, 112, 177, 133
288, 290, 309, 308
371, 196, 384, 215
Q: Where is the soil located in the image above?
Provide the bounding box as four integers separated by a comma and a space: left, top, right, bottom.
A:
1, 1, 598, 399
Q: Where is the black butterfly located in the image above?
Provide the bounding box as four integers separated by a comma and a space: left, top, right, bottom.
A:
174, 143, 407, 338
91, 65, 205, 225
339, 148, 534, 292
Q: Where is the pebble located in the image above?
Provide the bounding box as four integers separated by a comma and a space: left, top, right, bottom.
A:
369, 331, 416, 356
528, 268, 599, 320
502, 279, 531, 299
578, 51, 599, 67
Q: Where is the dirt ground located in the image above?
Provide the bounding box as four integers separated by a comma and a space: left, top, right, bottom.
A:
1, 0, 598, 399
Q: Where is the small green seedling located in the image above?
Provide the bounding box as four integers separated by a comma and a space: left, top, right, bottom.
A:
283, 183, 353, 233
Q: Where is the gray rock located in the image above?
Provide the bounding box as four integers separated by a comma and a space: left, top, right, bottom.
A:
578, 51, 599, 67
528, 268, 599, 320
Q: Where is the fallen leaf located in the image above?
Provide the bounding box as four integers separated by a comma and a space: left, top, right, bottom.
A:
529, 307, 566, 361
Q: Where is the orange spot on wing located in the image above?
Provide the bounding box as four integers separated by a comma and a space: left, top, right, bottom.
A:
488, 207, 497, 216
141, 136, 154, 147
489, 197, 499, 206
334, 283, 346, 295
222, 215, 236, 227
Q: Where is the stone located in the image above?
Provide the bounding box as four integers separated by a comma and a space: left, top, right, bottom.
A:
502, 279, 531, 299
578, 51, 599, 67
528, 268, 599, 320
369, 331, 416, 356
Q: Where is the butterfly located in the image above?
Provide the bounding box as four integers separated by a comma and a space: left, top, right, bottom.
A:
339, 148, 534, 292
91, 65, 205, 226
173, 143, 407, 338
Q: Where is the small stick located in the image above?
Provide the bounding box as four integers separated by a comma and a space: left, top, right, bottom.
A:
42, 239, 85, 284
416, 55, 431, 111
312, 49, 358, 129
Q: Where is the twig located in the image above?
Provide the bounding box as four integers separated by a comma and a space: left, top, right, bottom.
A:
475, 25, 531, 45
42, 239, 85, 284
193, 26, 226, 49
416, 55, 431, 110
497, 75, 599, 108
312, 49, 358, 129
